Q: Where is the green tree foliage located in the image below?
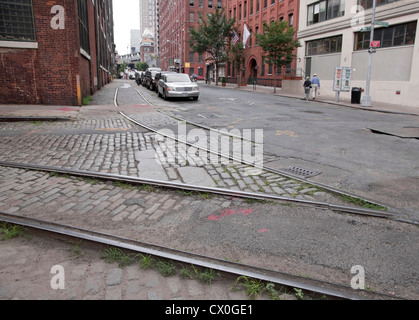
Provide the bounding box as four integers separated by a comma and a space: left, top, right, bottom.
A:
190, 9, 235, 85
256, 20, 301, 92
135, 62, 149, 71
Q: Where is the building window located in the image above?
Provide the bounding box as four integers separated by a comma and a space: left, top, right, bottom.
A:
190, 52, 195, 62
358, 0, 401, 10
77, 0, 90, 53
307, 0, 345, 26
261, 56, 265, 76
249, 29, 252, 46
264, 0, 268, 9
288, 13, 293, 27
250, 0, 254, 15
190, 12, 194, 22
256, 0, 260, 12
244, 1, 247, 18
255, 26, 259, 45
354, 21, 417, 51
190, 0, 194, 6
199, 0, 204, 8
268, 60, 273, 74
0, 0, 36, 42
306, 35, 343, 56
209, 0, 213, 8
218, 0, 222, 9
239, 4, 242, 21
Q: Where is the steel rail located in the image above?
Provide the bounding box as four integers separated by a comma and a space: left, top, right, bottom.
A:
0, 161, 399, 221
156, 108, 256, 143
115, 88, 392, 213
0, 211, 400, 300
135, 86, 254, 142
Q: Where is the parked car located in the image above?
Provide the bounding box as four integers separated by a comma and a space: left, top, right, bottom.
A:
154, 71, 177, 92
135, 71, 143, 86
144, 68, 161, 91
128, 70, 136, 80
190, 74, 204, 82
157, 73, 199, 100
141, 72, 147, 87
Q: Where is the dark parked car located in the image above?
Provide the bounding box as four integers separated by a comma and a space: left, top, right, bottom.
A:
135, 71, 143, 86
157, 73, 199, 100
144, 68, 161, 91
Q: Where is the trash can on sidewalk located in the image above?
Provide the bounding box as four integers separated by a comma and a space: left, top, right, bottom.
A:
351, 87, 361, 104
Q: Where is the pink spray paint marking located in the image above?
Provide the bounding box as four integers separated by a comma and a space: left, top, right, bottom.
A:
206, 208, 254, 221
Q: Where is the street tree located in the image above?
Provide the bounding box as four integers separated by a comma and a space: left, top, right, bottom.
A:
256, 20, 301, 93
136, 62, 149, 71
228, 42, 247, 87
190, 9, 235, 86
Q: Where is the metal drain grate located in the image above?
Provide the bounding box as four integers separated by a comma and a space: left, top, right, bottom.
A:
282, 166, 321, 178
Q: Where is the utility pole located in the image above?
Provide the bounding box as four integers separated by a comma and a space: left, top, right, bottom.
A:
361, 0, 376, 107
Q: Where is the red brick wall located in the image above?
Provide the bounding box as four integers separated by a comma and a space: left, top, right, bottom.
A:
33, 0, 79, 105
0, 48, 39, 104
0, 1, 95, 106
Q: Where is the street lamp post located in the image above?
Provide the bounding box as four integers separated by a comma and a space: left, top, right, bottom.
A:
361, 0, 377, 107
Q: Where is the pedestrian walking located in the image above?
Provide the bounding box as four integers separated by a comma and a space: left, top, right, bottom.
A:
311, 74, 320, 99
303, 77, 311, 101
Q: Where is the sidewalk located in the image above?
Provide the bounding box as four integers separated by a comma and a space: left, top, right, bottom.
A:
203, 81, 419, 116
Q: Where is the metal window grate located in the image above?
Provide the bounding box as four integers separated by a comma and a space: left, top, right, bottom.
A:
0, 0, 36, 41
77, 0, 89, 53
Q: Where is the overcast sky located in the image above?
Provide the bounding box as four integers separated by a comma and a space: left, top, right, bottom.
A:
113, 0, 140, 55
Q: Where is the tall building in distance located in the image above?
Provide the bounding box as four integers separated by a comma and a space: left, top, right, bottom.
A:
130, 29, 142, 53
140, 0, 157, 37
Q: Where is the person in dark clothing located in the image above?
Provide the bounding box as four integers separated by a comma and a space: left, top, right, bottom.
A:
303, 77, 311, 101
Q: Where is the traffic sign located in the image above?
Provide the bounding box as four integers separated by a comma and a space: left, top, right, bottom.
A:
370, 40, 380, 48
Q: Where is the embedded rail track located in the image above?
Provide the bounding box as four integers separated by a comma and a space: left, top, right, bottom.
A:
0, 210, 401, 300
0, 83, 411, 300
115, 86, 414, 225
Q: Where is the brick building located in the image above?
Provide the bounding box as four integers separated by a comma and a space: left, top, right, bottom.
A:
226, 0, 300, 85
158, 0, 223, 78
157, 0, 299, 84
0, 0, 115, 106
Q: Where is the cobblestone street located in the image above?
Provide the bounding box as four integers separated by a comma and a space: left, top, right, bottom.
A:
1, 80, 418, 301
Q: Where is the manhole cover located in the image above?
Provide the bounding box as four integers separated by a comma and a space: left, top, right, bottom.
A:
282, 166, 321, 178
